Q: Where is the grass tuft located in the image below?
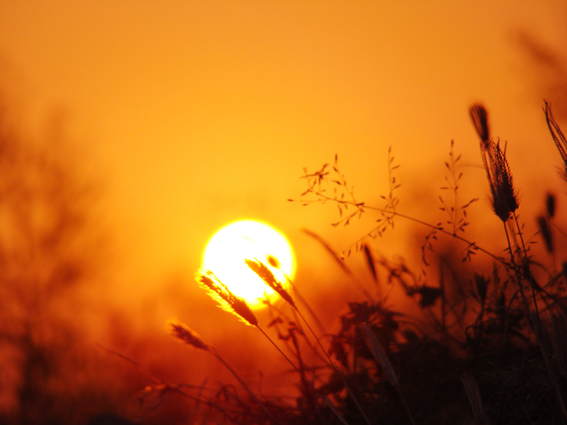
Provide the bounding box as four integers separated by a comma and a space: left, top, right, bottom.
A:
142, 100, 567, 425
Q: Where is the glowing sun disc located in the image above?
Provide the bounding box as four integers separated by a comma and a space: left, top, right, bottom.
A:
202, 220, 295, 309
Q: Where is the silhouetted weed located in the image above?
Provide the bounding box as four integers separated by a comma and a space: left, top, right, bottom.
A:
155, 102, 567, 424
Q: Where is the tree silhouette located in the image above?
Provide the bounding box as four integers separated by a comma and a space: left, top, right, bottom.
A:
0, 93, 121, 424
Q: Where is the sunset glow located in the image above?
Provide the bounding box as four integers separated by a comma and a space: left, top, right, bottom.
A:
202, 220, 295, 309
1, 1, 565, 423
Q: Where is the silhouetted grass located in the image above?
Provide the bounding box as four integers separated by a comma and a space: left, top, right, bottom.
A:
149, 101, 567, 425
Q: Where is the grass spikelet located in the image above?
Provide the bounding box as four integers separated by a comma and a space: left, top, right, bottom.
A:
247, 258, 371, 425
360, 323, 398, 387
537, 215, 553, 253
363, 243, 378, 284
470, 104, 519, 222
156, 103, 567, 425
197, 270, 305, 398
168, 318, 210, 351
251, 253, 372, 425
266, 254, 280, 268
470, 103, 490, 146
544, 100, 567, 180
245, 258, 296, 308
486, 140, 519, 222
546, 192, 556, 218
461, 373, 491, 425
197, 268, 259, 327
470, 115, 518, 222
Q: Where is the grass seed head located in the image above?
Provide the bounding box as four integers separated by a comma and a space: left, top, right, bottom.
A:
197, 268, 259, 327
486, 141, 519, 222
544, 100, 567, 180
470, 104, 490, 147
245, 258, 296, 308
474, 273, 489, 305
266, 254, 280, 268
537, 215, 553, 253
546, 192, 556, 218
470, 104, 519, 222
168, 319, 210, 351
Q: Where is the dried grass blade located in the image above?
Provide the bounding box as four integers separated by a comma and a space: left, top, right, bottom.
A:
360, 323, 398, 388
461, 372, 491, 425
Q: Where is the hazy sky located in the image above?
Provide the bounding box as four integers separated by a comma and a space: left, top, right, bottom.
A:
1, 1, 566, 314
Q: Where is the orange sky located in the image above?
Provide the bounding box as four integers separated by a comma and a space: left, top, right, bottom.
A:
1, 1, 566, 340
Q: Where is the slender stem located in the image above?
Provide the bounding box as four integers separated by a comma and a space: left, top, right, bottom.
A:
399, 392, 417, 425
210, 347, 282, 425
301, 229, 374, 301
256, 325, 300, 373
255, 325, 351, 425
289, 307, 329, 368
285, 272, 327, 334
512, 213, 557, 304
293, 307, 373, 425
503, 221, 567, 424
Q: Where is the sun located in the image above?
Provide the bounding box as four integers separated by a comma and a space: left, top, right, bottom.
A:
202, 220, 295, 309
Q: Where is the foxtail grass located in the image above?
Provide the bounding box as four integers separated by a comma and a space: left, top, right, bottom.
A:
196, 266, 352, 424
470, 103, 490, 145
471, 104, 519, 222
197, 269, 258, 327
471, 102, 567, 423
157, 100, 567, 425
245, 259, 296, 308
196, 268, 300, 372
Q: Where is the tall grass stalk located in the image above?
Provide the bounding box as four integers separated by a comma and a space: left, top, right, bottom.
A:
247, 257, 372, 425
360, 323, 416, 425
471, 102, 567, 424
197, 267, 351, 425
460, 372, 490, 425
501, 219, 567, 423
157, 100, 567, 425
196, 268, 302, 372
